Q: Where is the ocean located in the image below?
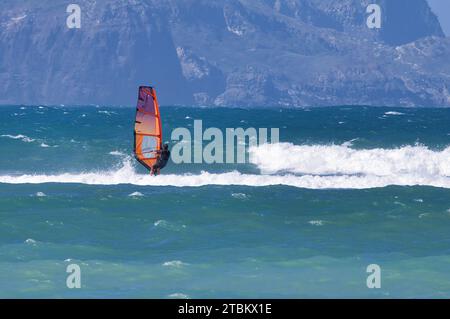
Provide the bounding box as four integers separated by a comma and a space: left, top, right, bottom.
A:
0, 105, 449, 298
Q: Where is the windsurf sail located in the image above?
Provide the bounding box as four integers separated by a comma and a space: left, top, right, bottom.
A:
134, 86, 162, 171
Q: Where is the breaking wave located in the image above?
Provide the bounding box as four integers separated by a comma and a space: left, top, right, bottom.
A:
0, 143, 449, 189
249, 143, 450, 177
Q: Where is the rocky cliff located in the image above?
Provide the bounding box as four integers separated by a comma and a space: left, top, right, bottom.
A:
0, 0, 449, 107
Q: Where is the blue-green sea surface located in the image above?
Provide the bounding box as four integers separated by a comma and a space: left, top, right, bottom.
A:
0, 105, 449, 298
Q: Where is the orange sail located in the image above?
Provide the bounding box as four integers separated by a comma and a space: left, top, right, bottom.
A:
134, 86, 162, 171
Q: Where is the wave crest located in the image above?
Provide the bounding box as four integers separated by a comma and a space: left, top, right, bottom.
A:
1, 144, 450, 189
249, 143, 450, 177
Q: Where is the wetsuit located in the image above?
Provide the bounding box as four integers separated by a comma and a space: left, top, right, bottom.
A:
152, 148, 170, 173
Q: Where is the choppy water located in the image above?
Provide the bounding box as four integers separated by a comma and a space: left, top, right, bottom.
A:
0, 105, 449, 298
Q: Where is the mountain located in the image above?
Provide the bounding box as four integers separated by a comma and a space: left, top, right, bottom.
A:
0, 0, 449, 107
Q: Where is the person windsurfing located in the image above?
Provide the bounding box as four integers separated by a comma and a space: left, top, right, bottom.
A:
134, 86, 169, 175
151, 143, 170, 176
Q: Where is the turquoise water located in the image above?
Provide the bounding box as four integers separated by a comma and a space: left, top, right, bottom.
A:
0, 105, 450, 298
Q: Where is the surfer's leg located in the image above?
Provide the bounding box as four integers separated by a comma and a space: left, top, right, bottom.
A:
151, 164, 159, 175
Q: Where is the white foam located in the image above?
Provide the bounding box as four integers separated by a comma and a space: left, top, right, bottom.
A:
98, 110, 117, 116
0, 144, 450, 189
25, 238, 37, 245
231, 193, 248, 199
168, 293, 189, 299
163, 260, 188, 268
342, 138, 358, 147
128, 191, 144, 197
154, 220, 167, 227
1, 134, 53, 147
1, 169, 449, 189
154, 219, 186, 231
12, 14, 27, 22
249, 143, 450, 177
308, 220, 324, 226
384, 111, 404, 115
35, 192, 47, 197
1, 134, 35, 143
109, 151, 125, 156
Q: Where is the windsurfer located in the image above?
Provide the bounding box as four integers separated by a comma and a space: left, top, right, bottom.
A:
151, 143, 170, 175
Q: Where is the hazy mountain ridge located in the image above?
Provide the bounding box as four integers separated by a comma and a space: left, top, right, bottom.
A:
0, 0, 449, 107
